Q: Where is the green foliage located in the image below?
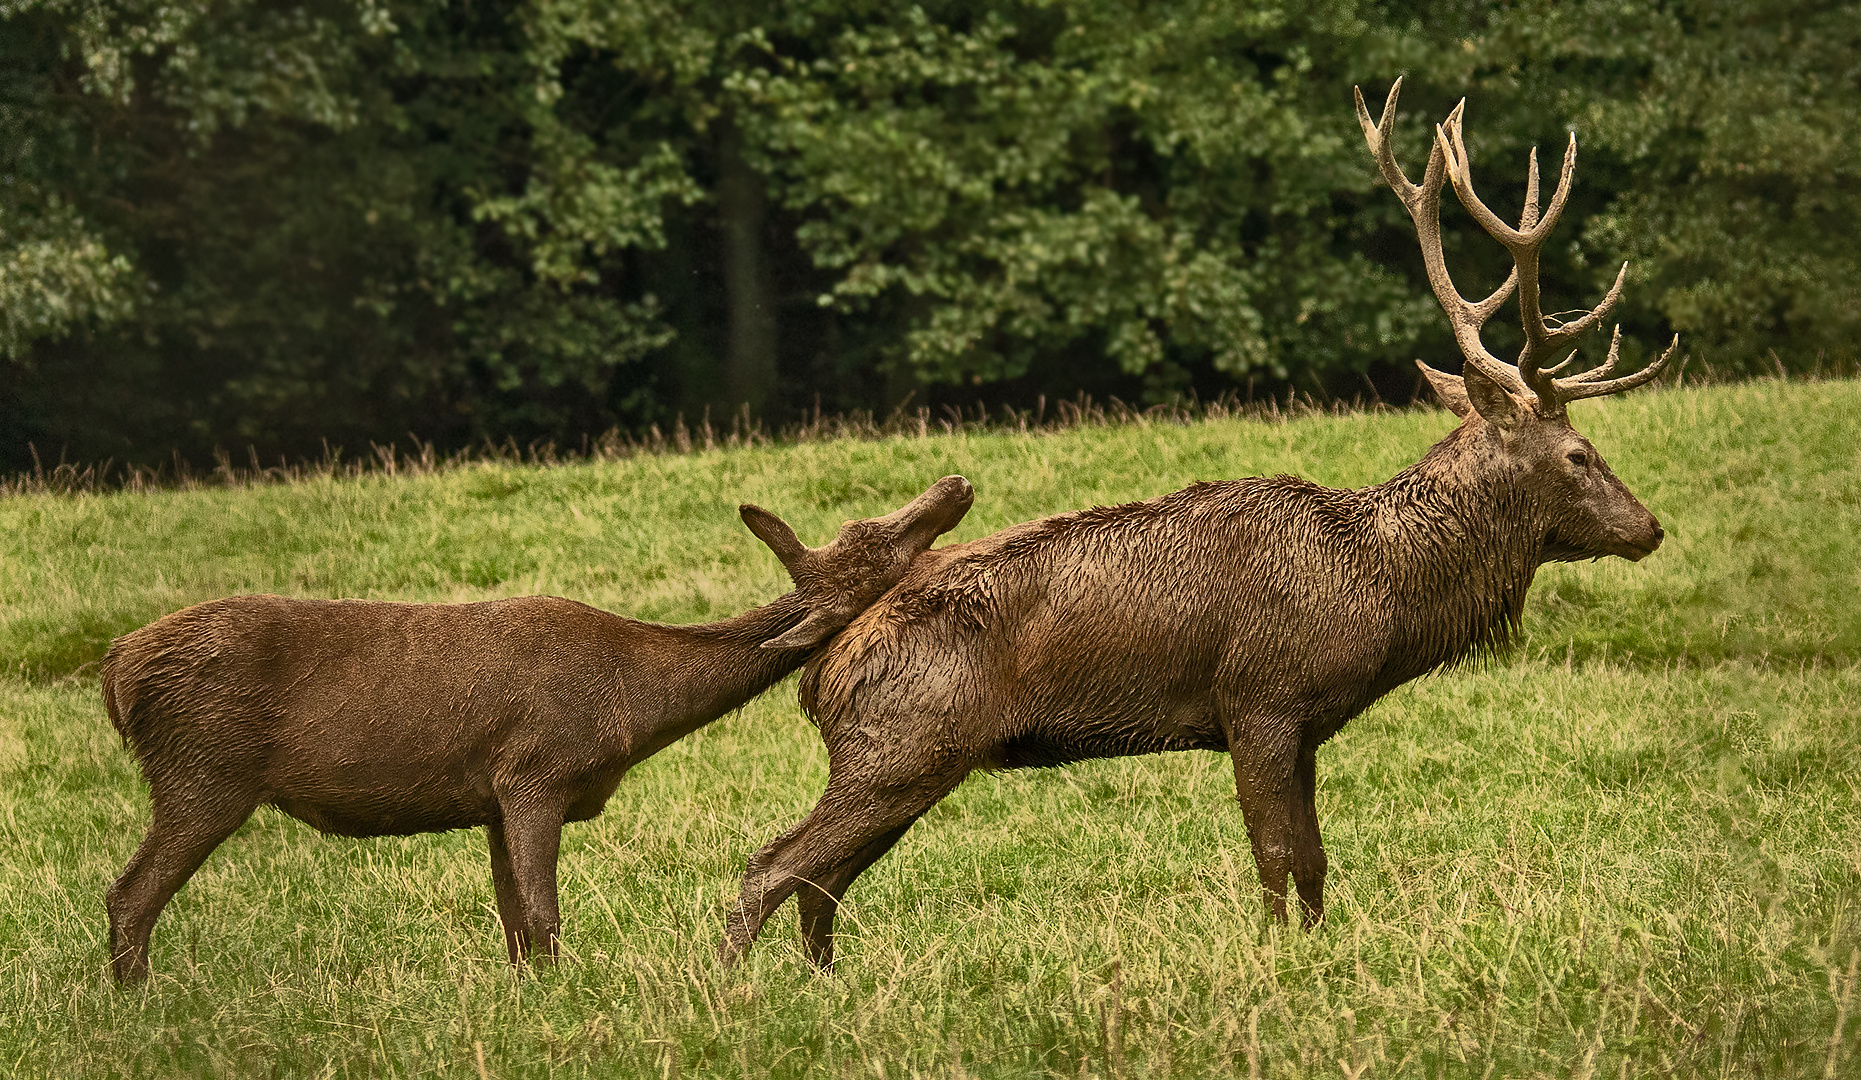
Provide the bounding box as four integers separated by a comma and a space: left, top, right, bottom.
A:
0, 200, 131, 359
1483, 0, 1861, 372
1, 381, 1858, 1076
1, 0, 679, 462
2, 0, 1856, 468
737, 3, 1426, 386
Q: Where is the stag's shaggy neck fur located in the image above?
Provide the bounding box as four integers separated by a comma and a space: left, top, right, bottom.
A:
1360, 419, 1545, 682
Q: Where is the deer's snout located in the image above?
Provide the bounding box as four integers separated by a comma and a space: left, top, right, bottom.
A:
1620, 512, 1663, 561
934, 474, 975, 507
895, 475, 975, 539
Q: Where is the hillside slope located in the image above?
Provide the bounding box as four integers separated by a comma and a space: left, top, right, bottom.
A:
0, 379, 1856, 1079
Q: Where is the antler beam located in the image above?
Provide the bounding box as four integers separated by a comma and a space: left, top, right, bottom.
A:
1353, 79, 1526, 402
1357, 79, 1680, 417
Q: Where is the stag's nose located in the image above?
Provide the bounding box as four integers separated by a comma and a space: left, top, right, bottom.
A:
1627, 513, 1665, 560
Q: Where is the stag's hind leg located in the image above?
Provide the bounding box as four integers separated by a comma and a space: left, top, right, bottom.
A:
796, 819, 920, 969
719, 767, 964, 969
106, 786, 260, 982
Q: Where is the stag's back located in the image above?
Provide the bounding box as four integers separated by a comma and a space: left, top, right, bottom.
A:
801, 478, 1401, 766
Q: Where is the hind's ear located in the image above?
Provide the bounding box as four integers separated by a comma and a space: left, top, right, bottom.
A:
740, 504, 808, 568
1415, 360, 1473, 418
759, 608, 845, 650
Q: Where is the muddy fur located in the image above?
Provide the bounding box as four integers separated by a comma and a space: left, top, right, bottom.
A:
718, 393, 1665, 968
101, 476, 972, 982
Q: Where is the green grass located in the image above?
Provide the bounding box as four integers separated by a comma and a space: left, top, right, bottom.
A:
1, 380, 1857, 1078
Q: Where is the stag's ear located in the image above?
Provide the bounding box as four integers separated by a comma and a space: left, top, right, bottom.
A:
1461, 362, 1527, 431
1415, 360, 1474, 418
759, 608, 846, 650
740, 504, 809, 569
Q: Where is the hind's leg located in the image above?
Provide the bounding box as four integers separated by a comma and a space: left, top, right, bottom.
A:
106, 790, 258, 982
492, 802, 564, 964
486, 821, 529, 964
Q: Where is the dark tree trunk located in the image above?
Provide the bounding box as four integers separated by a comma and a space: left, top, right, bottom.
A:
717, 117, 777, 419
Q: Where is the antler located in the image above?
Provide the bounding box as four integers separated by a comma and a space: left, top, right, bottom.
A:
1356, 79, 1679, 417
1354, 80, 1526, 401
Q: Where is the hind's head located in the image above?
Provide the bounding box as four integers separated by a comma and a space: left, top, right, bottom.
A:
739, 475, 974, 649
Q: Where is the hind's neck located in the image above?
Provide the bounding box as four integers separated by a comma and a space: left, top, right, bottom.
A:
615, 593, 821, 759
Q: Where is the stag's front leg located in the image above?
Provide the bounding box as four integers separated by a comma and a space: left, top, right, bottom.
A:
1289, 743, 1327, 928
1226, 734, 1299, 923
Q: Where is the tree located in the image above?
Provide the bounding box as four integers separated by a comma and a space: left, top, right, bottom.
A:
4, 0, 1853, 471
1, 0, 681, 467
1478, 0, 1861, 372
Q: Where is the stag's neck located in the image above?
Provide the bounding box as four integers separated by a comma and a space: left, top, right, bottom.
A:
621, 593, 819, 758
1362, 423, 1547, 678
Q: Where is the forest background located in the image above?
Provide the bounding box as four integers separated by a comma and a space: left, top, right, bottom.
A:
2, 0, 1856, 472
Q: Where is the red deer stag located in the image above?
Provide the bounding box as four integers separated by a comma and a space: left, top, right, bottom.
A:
717, 83, 1678, 968
102, 475, 973, 982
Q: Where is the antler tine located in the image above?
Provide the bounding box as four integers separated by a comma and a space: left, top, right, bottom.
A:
1438, 117, 1577, 249
1554, 335, 1682, 403
1354, 79, 1422, 211
1564, 325, 1624, 385
1520, 146, 1541, 231
1538, 262, 1630, 345
1356, 83, 1527, 398
1541, 348, 1583, 378
1437, 110, 1588, 412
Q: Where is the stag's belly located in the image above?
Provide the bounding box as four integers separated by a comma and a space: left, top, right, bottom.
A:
989, 700, 1227, 769
968, 601, 1387, 769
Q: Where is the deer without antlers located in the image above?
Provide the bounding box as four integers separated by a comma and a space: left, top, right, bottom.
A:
716, 85, 1679, 969
101, 475, 972, 982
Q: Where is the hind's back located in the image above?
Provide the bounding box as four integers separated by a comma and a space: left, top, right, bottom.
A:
101, 596, 296, 778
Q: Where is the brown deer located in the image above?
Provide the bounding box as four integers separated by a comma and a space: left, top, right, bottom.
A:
101, 475, 973, 982
716, 83, 1679, 969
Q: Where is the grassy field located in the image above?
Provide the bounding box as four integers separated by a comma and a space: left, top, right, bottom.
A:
1, 379, 1857, 1078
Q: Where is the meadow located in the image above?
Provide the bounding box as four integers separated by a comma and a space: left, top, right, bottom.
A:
0, 379, 1857, 1078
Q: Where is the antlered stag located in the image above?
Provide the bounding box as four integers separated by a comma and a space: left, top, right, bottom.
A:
102, 475, 972, 982
718, 84, 1679, 968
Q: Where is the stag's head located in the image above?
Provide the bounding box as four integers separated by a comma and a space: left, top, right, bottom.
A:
1357, 80, 1675, 563
738, 474, 974, 648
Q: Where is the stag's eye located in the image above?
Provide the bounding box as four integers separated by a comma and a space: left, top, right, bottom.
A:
1567, 451, 1589, 468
